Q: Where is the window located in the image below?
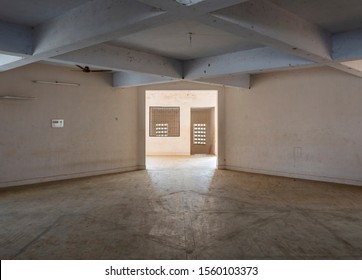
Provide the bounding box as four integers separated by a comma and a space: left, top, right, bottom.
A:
155, 123, 168, 137
149, 107, 180, 137
193, 123, 206, 145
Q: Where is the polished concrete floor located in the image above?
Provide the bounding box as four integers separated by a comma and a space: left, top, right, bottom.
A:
1, 155, 362, 259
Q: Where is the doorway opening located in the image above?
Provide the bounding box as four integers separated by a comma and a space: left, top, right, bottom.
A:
145, 90, 218, 170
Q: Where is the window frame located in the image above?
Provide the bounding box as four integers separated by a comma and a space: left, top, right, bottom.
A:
149, 106, 180, 137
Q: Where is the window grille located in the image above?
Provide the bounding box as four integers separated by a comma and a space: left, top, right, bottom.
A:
193, 123, 206, 145
149, 107, 180, 137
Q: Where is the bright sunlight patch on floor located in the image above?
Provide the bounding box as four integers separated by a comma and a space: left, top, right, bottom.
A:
146, 155, 217, 170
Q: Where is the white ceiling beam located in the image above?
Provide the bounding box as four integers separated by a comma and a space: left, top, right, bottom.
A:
0, 0, 171, 71
192, 74, 250, 89
137, 0, 360, 80
33, 0, 167, 57
113, 72, 178, 88
1, 0, 359, 82
191, 0, 250, 13
0, 21, 33, 56
52, 43, 183, 79
328, 63, 362, 78
210, 0, 332, 63
0, 57, 40, 72
184, 47, 314, 79
134, 0, 184, 12
113, 70, 250, 89
329, 29, 362, 78
137, 0, 250, 14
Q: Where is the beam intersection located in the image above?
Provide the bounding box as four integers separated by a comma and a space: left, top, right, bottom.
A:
1, 0, 362, 87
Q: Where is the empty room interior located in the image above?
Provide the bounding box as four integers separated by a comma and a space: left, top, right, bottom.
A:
0, 0, 362, 260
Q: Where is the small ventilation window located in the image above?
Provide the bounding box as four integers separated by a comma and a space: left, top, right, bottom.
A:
193, 123, 206, 145
155, 123, 168, 137
150, 107, 180, 137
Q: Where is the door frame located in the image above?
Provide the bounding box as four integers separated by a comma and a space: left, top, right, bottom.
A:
138, 85, 225, 170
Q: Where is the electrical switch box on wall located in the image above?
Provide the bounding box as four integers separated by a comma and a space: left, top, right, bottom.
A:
51, 119, 64, 128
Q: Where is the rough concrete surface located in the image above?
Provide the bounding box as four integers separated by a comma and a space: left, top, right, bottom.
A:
0, 156, 361, 260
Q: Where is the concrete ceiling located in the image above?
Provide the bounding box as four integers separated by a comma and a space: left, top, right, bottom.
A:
269, 0, 362, 33
1, 0, 362, 88
0, 0, 92, 26
112, 20, 262, 60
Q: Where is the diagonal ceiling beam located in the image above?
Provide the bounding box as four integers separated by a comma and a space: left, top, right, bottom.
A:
52, 43, 183, 78
209, 0, 332, 63
328, 63, 362, 78
1, 0, 361, 84
0, 0, 171, 71
191, 0, 251, 13
113, 71, 177, 88
137, 0, 360, 81
136, 0, 250, 14
0, 21, 33, 56
33, 0, 167, 56
137, 0, 361, 81
184, 47, 314, 79
192, 74, 250, 89
113, 70, 251, 89
134, 0, 186, 12
328, 28, 362, 78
